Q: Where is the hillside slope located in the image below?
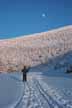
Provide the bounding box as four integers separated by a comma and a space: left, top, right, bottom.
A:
0, 25, 72, 72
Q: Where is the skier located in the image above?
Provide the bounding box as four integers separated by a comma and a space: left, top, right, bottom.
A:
21, 66, 30, 82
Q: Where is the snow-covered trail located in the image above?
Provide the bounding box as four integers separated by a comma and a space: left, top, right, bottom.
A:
16, 71, 72, 108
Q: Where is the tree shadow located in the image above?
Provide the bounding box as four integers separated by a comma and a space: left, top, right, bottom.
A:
30, 50, 72, 79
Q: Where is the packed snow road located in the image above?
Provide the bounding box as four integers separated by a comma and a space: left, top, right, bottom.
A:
0, 59, 72, 108
16, 69, 72, 108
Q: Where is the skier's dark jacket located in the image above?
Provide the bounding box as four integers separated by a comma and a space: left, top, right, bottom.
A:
22, 66, 30, 74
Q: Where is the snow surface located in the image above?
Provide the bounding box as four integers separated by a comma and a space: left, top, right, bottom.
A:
0, 73, 24, 108
14, 69, 72, 108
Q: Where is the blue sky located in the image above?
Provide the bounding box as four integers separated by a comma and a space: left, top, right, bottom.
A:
0, 0, 72, 39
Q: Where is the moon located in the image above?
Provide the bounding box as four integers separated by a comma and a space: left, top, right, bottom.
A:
42, 13, 46, 18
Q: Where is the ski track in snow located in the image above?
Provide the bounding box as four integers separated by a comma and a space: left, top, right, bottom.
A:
16, 72, 72, 108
